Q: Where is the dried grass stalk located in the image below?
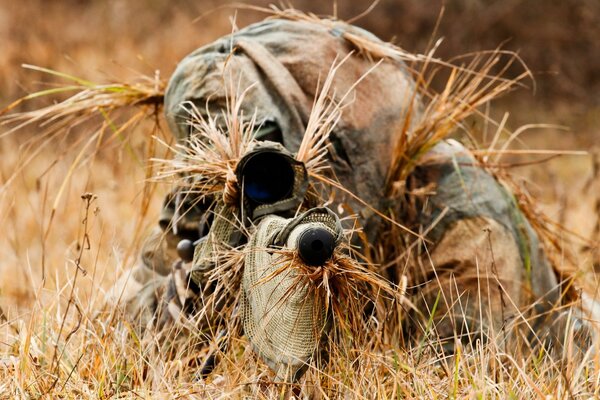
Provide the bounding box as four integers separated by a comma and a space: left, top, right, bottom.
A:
1, 65, 164, 136
152, 83, 257, 206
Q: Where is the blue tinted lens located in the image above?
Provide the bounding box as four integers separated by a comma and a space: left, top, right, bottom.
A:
242, 152, 295, 204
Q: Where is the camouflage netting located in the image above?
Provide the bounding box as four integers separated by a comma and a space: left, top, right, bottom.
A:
241, 208, 341, 381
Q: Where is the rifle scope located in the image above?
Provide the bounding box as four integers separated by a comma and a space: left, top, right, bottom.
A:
239, 150, 295, 205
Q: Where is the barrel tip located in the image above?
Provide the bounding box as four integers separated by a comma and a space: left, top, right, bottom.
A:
297, 227, 335, 266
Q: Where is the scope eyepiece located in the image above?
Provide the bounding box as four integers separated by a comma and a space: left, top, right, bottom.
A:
236, 142, 308, 219
239, 151, 295, 205
297, 227, 336, 266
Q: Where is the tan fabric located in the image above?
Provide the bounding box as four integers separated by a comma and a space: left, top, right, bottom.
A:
105, 227, 177, 310
413, 217, 523, 350
104, 266, 168, 330
404, 140, 570, 352
241, 209, 340, 381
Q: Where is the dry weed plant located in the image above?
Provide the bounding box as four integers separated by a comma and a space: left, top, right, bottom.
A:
0, 7, 599, 399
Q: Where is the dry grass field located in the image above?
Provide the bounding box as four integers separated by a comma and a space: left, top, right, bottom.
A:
0, 0, 599, 398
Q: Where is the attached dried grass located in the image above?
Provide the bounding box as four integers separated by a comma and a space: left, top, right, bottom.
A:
1, 8, 597, 399
0, 65, 164, 136
275, 246, 410, 348
152, 86, 257, 207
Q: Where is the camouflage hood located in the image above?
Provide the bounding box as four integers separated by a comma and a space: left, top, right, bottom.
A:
164, 18, 421, 237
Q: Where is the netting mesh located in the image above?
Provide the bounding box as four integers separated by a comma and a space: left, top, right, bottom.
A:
241, 210, 340, 380
189, 203, 237, 286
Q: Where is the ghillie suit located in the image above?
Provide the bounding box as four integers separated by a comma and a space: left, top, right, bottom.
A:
104, 17, 595, 381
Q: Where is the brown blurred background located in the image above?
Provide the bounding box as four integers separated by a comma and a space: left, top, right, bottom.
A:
1, 0, 598, 132
0, 0, 599, 309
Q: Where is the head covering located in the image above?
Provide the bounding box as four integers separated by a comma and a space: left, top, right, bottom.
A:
164, 18, 421, 237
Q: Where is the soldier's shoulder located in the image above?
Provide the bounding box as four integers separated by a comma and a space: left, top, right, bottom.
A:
418, 139, 475, 166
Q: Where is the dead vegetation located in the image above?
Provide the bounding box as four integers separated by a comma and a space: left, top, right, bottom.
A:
0, 1, 599, 398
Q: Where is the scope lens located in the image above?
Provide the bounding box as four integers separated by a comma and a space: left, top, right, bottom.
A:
242, 152, 295, 204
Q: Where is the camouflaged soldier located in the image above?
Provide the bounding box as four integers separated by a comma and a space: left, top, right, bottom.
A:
106, 18, 595, 379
